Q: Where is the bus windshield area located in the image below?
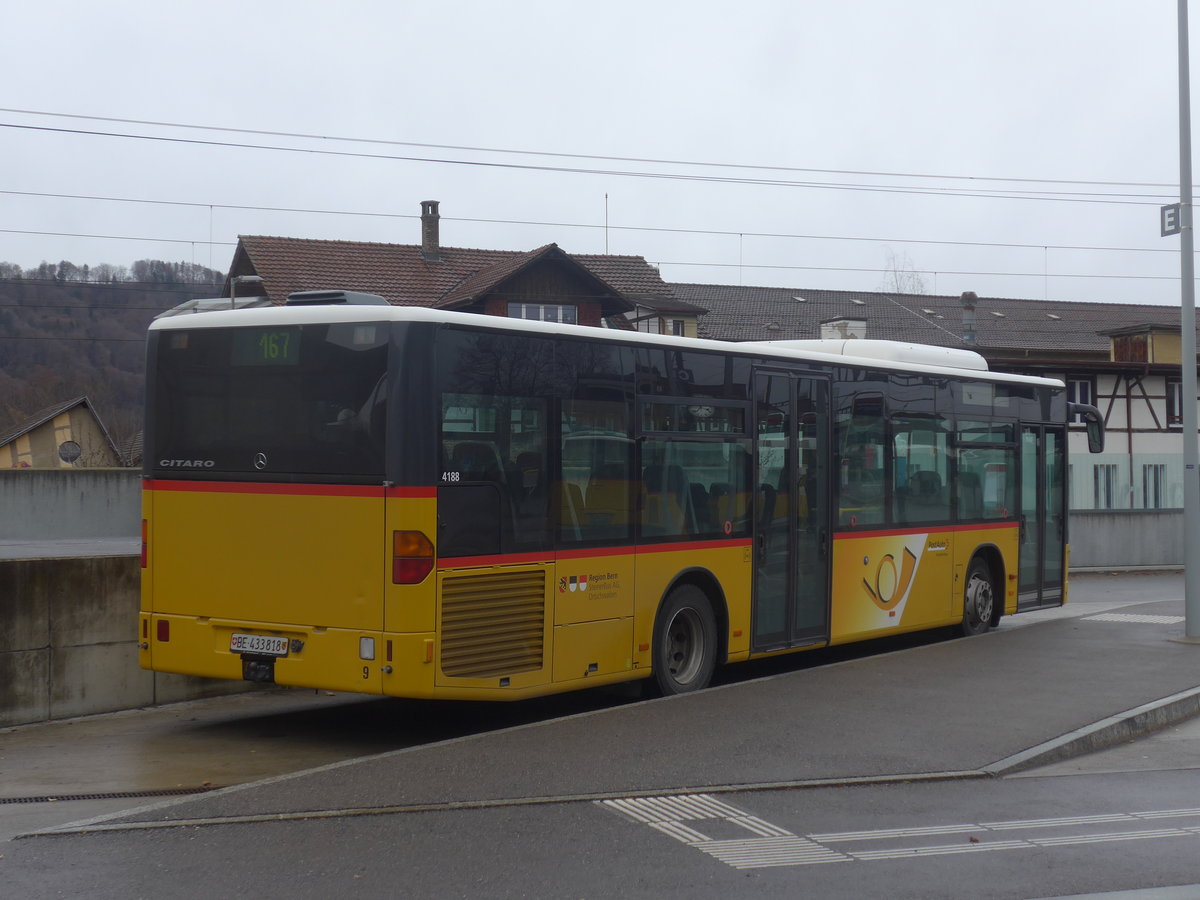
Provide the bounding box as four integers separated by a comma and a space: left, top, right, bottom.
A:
150, 322, 389, 479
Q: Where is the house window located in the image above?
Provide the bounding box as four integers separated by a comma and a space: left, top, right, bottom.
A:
1143, 464, 1167, 509
1093, 463, 1118, 509
1167, 378, 1184, 427
670, 319, 686, 337
507, 303, 578, 325
635, 318, 658, 334
1067, 376, 1095, 424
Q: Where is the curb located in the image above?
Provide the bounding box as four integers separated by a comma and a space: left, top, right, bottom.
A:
984, 685, 1200, 776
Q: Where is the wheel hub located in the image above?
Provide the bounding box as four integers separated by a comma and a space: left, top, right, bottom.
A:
967, 576, 994, 625
665, 608, 704, 684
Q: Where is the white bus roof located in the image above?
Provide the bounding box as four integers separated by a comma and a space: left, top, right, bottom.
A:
148, 303, 1063, 389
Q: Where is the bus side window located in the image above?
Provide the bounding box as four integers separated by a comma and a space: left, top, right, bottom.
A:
450, 440, 505, 483
643, 464, 691, 536
585, 463, 630, 539
837, 413, 886, 527
958, 471, 983, 519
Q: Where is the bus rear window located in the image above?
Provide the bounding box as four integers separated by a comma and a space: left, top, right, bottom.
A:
151, 323, 389, 479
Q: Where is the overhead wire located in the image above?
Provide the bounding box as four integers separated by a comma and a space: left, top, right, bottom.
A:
0, 188, 1183, 255
0, 106, 1183, 190
0, 121, 1174, 206
0, 107, 1183, 316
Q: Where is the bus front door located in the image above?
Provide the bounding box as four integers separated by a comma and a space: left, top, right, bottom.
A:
752, 372, 832, 651
1018, 424, 1066, 609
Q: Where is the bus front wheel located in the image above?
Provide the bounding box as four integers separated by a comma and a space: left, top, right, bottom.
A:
959, 557, 995, 637
652, 585, 718, 695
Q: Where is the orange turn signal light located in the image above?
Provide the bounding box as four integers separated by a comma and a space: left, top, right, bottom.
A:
392, 531, 434, 584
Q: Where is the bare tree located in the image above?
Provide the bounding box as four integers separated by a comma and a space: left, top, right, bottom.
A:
879, 248, 928, 295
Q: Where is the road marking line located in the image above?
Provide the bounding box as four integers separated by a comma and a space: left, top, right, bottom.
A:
598, 797, 1200, 870
697, 837, 849, 869
851, 839, 1031, 860
601, 793, 745, 824
729, 815, 794, 838
1082, 613, 1185, 624
811, 823, 979, 842
1137, 808, 1200, 820
1031, 828, 1193, 847
980, 813, 1138, 831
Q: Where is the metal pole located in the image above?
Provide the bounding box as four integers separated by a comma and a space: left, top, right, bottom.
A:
1179, 0, 1200, 637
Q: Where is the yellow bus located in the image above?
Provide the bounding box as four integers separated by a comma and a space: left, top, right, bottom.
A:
139, 295, 1104, 699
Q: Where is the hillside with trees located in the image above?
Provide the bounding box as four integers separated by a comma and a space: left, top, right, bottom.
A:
0, 259, 226, 457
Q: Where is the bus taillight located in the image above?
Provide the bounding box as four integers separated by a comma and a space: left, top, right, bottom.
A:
392, 531, 434, 584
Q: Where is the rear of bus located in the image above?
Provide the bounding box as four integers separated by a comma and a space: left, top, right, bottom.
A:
138, 305, 423, 695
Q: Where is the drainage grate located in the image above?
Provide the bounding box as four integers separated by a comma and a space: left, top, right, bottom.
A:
1083, 613, 1186, 625
0, 786, 220, 805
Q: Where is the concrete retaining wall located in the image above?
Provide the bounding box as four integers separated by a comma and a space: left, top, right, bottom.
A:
0, 554, 250, 728
0, 468, 141, 541
1069, 509, 1184, 570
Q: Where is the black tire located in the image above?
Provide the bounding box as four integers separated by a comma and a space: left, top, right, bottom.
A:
959, 557, 995, 637
652, 584, 718, 695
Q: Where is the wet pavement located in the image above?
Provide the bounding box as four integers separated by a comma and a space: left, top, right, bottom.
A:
1, 570, 1195, 847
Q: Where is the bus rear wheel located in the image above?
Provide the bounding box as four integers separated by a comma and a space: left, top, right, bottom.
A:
653, 585, 717, 695
959, 557, 995, 637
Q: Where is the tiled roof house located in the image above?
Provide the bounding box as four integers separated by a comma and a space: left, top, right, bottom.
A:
0, 396, 121, 468
223, 201, 705, 333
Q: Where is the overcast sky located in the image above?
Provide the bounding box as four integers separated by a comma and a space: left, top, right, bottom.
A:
0, 1, 1193, 305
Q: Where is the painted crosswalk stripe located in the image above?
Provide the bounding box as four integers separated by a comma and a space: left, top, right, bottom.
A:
596, 797, 1200, 871
601, 794, 745, 824
811, 823, 980, 842
1083, 613, 1185, 624
852, 839, 1030, 860
697, 837, 849, 869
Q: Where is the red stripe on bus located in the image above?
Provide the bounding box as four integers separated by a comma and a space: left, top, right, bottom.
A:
554, 545, 642, 561
438, 551, 555, 569
636, 538, 752, 554
834, 521, 1019, 541
385, 486, 438, 499
144, 480, 385, 498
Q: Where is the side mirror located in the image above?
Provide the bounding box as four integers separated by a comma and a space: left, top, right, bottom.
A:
1069, 403, 1105, 454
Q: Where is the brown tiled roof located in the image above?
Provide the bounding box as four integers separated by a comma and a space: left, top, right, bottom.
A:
232, 236, 672, 312
674, 282, 1196, 356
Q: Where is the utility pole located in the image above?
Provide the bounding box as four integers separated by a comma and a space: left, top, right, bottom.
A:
1178, 0, 1200, 638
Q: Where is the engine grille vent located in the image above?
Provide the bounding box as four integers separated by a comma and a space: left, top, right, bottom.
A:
440, 569, 546, 678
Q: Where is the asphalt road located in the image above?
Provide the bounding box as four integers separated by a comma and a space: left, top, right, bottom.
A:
2, 571, 1199, 899
4, 735, 1200, 899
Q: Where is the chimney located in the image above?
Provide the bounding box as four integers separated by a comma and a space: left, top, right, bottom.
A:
420, 200, 441, 262
960, 291, 978, 345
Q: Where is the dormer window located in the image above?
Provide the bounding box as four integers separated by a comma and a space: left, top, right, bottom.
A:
508, 303, 578, 325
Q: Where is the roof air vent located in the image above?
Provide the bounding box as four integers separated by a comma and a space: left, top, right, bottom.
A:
285, 291, 390, 307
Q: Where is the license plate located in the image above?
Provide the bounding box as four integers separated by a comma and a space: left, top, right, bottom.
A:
230, 633, 289, 657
